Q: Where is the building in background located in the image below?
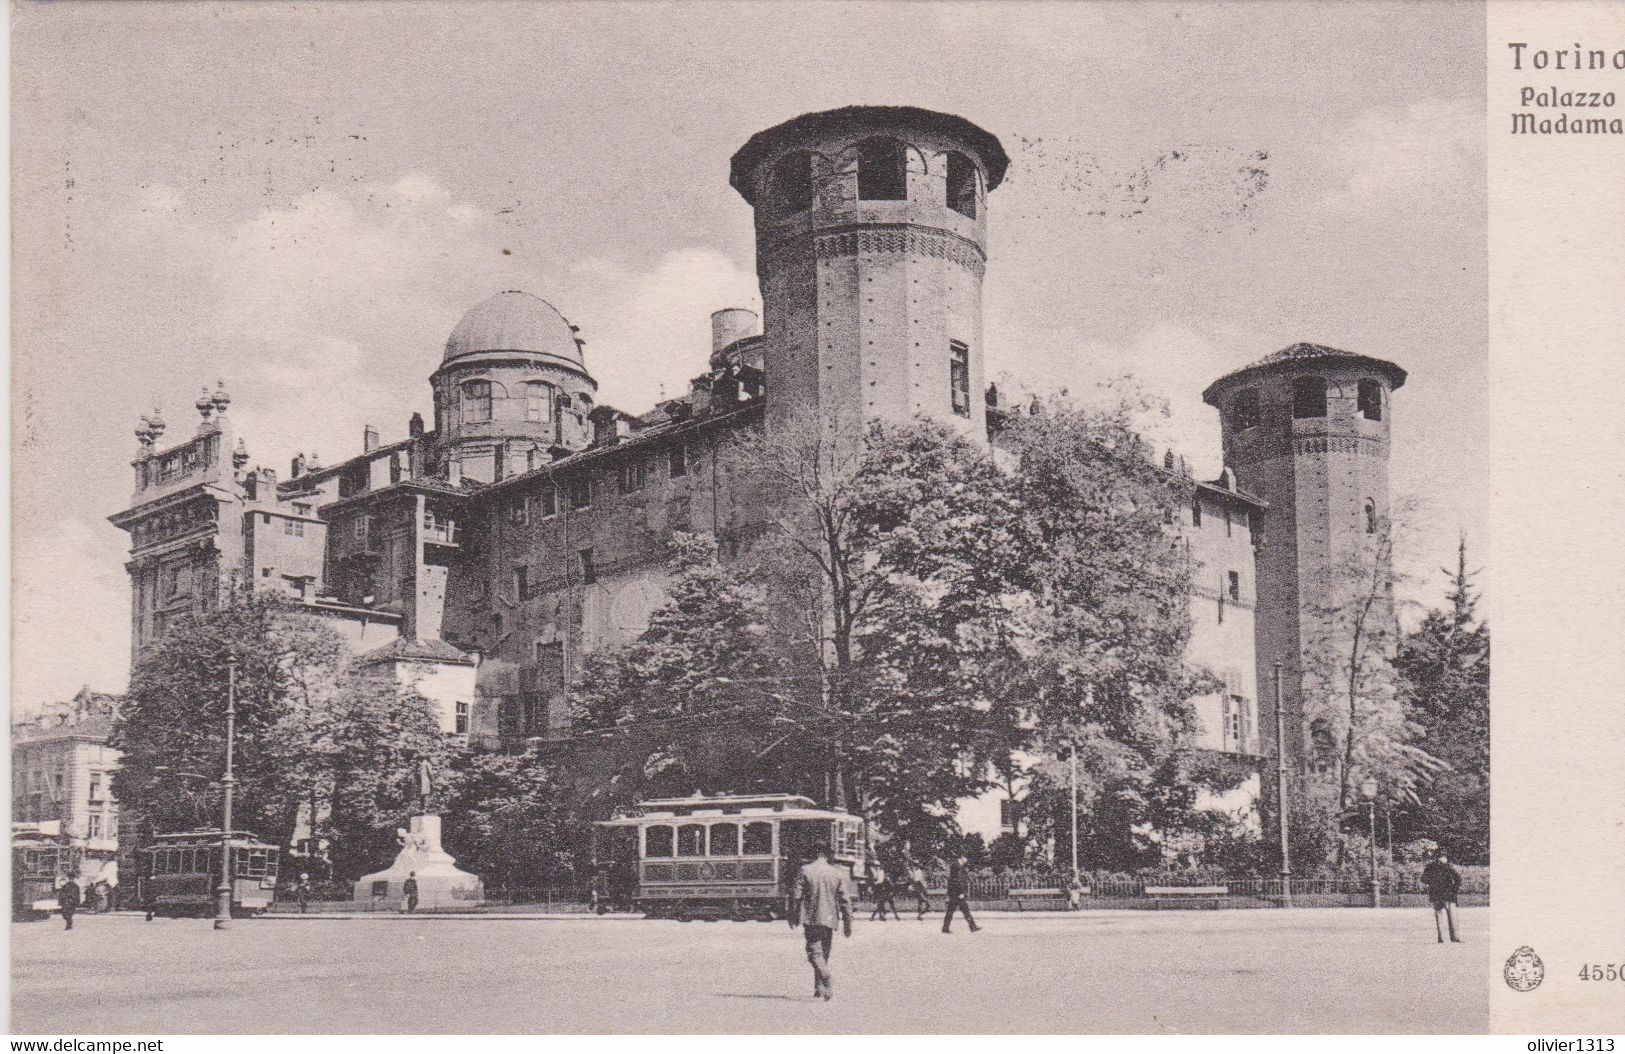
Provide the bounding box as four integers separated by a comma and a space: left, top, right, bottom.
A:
11, 688, 124, 888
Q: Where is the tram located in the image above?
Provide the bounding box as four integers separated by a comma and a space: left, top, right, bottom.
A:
593, 792, 865, 921
11, 824, 73, 920
140, 830, 281, 918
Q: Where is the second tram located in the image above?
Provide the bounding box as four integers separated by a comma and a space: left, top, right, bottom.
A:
140, 830, 281, 918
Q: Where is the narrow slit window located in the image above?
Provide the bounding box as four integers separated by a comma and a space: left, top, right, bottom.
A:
578, 547, 596, 585
1365, 499, 1378, 535
1228, 570, 1241, 602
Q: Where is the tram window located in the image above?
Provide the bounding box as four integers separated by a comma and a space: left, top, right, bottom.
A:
709, 823, 739, 856
677, 824, 705, 857
742, 822, 773, 856
644, 825, 674, 858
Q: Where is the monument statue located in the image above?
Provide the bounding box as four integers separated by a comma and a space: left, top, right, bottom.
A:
351, 754, 481, 909
415, 756, 434, 813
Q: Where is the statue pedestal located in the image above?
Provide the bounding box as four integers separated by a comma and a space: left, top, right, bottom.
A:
352, 814, 483, 910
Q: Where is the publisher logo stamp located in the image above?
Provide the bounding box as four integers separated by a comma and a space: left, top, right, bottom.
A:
1505, 946, 1546, 992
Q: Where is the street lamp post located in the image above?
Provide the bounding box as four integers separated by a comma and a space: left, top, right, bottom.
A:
214, 650, 238, 931
1273, 662, 1293, 907
1361, 776, 1381, 909
1069, 745, 1079, 886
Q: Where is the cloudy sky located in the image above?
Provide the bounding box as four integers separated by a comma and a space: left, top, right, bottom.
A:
12, 1, 1486, 709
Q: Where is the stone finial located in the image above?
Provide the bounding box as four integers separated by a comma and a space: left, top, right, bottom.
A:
136, 414, 156, 448
212, 379, 231, 415
148, 407, 166, 440
308, 450, 323, 471
233, 437, 250, 471
196, 386, 214, 419
408, 412, 425, 437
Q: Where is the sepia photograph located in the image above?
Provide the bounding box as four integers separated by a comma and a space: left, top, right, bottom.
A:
7, 0, 1612, 1040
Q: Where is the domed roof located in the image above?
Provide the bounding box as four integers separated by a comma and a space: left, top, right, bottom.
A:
443, 291, 585, 370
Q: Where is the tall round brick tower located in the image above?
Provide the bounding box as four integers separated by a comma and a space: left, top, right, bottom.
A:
730, 106, 1008, 443
1203, 343, 1407, 775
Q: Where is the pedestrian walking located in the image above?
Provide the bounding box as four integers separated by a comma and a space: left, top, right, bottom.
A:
296, 873, 312, 914
941, 853, 980, 934
906, 860, 931, 920
57, 877, 81, 931
789, 846, 853, 1001
867, 864, 901, 922
1421, 849, 1463, 943
1066, 873, 1085, 911
403, 871, 420, 914
94, 880, 113, 913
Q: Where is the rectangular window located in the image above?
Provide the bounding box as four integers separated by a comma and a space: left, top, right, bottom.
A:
1358, 379, 1383, 421
1228, 570, 1241, 602
509, 498, 528, 526
455, 701, 470, 735
949, 341, 971, 417
463, 381, 492, 424
568, 476, 591, 510
999, 798, 1019, 832
538, 481, 557, 518
513, 566, 530, 602
283, 519, 304, 537
618, 460, 647, 494
578, 548, 596, 585
88, 814, 102, 839
353, 515, 369, 541
293, 503, 312, 516
669, 443, 687, 478
1293, 376, 1327, 419
89, 774, 103, 803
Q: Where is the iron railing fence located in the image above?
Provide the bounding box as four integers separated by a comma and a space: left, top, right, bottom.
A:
886, 871, 1490, 900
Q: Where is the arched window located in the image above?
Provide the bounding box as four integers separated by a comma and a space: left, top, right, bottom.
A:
1230, 389, 1261, 431
462, 380, 492, 424
1357, 379, 1383, 421
856, 137, 908, 201
525, 381, 553, 423
1365, 499, 1378, 535
644, 825, 673, 858
677, 823, 706, 857
770, 151, 815, 213
742, 821, 773, 856
1292, 376, 1327, 419
946, 151, 978, 218
708, 822, 739, 857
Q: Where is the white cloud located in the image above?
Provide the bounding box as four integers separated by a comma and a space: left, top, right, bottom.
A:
1330, 97, 1482, 206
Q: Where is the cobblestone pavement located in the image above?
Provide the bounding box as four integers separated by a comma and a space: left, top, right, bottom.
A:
11, 907, 1488, 1034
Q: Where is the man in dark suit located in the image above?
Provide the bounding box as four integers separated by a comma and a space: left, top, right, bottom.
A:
941, 852, 981, 934
403, 871, 420, 914
1421, 850, 1462, 943
790, 846, 854, 1000
57, 878, 81, 931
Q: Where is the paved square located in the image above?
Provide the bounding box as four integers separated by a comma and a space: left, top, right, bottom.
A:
11, 907, 1488, 1034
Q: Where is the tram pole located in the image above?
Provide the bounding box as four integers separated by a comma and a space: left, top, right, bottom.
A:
1274, 662, 1293, 908
1069, 745, 1079, 886
214, 649, 238, 931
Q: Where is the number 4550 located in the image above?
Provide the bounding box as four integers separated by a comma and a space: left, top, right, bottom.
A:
1578, 964, 1622, 980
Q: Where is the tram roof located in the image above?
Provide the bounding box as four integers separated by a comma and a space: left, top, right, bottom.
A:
144, 830, 279, 849
598, 792, 861, 824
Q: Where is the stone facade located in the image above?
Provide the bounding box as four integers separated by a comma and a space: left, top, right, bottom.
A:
103, 106, 1405, 842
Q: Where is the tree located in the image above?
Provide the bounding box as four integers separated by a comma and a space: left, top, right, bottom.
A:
1395, 537, 1490, 862
441, 750, 582, 891
1298, 501, 1442, 866
998, 392, 1225, 869
568, 533, 816, 810
111, 594, 451, 881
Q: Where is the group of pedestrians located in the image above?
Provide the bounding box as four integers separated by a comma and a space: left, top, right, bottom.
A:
858, 852, 979, 932
52, 877, 116, 930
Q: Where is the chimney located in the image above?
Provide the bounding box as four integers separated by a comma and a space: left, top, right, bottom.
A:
363, 425, 380, 453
